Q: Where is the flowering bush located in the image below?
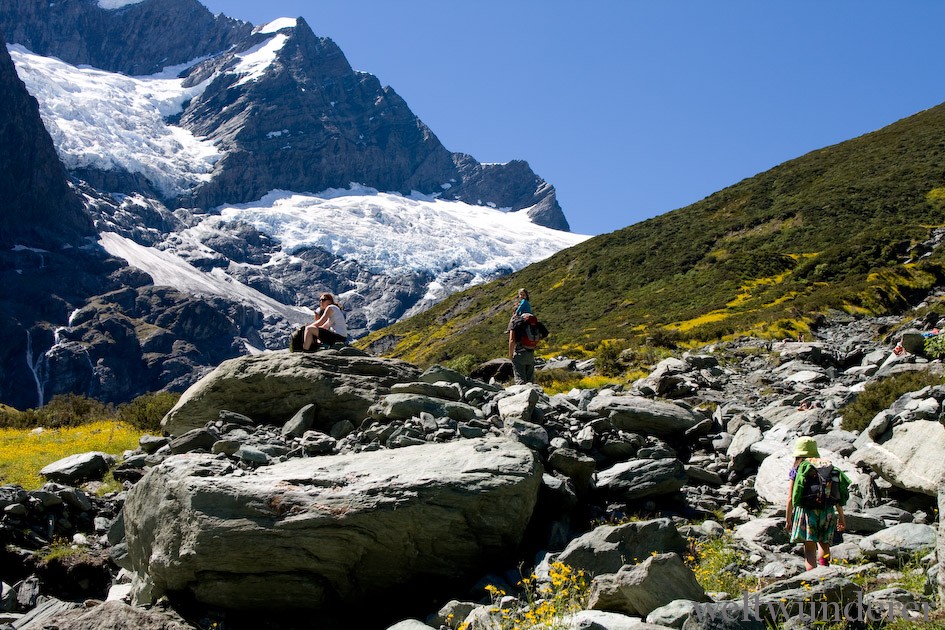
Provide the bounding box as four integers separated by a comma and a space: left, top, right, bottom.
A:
685, 533, 759, 595
459, 562, 589, 630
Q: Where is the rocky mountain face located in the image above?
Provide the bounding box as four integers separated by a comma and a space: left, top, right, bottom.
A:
1, 310, 943, 628
0, 0, 577, 409
0, 0, 252, 76
0, 39, 91, 249
0, 33, 299, 410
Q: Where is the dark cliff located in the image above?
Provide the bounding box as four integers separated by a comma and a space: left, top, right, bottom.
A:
0, 36, 92, 248
0, 0, 252, 76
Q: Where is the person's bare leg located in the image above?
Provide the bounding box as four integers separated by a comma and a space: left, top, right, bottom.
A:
803, 541, 817, 570
817, 542, 830, 566
303, 325, 318, 351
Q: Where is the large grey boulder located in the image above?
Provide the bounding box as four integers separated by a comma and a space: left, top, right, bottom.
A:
548, 448, 596, 490
588, 553, 709, 617
123, 437, 541, 611
503, 418, 549, 451
8, 598, 83, 630
161, 351, 421, 436
39, 452, 114, 484
852, 418, 945, 496
369, 393, 481, 423
726, 425, 762, 472
497, 387, 540, 424
557, 519, 687, 576
646, 599, 699, 628
752, 567, 862, 623
595, 458, 687, 500
390, 381, 463, 401
859, 523, 937, 561
18, 600, 196, 630
386, 620, 435, 630
939, 483, 945, 606
586, 395, 704, 437
734, 518, 790, 551
563, 610, 644, 629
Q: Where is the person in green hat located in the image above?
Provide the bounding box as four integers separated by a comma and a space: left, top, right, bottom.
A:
785, 436, 850, 570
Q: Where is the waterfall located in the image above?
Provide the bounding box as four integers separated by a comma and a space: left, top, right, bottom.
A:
24, 330, 47, 408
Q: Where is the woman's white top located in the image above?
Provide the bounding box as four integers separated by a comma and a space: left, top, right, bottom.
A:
324, 304, 347, 337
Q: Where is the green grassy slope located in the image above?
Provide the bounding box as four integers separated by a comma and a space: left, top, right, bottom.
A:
358, 102, 945, 366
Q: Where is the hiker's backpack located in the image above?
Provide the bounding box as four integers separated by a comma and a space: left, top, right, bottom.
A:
288, 326, 305, 352
798, 462, 843, 509
514, 313, 547, 350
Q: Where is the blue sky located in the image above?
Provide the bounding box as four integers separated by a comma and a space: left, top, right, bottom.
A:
201, 1, 945, 236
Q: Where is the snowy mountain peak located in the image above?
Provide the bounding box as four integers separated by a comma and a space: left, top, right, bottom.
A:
257, 17, 298, 35
97, 0, 146, 9
231, 32, 289, 86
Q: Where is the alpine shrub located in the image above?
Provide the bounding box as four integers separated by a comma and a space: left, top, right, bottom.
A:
35, 394, 111, 428
116, 392, 181, 432
924, 334, 945, 359
839, 371, 942, 432
595, 340, 627, 377
444, 354, 480, 376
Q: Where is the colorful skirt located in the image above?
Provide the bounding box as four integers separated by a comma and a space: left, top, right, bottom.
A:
790, 506, 837, 543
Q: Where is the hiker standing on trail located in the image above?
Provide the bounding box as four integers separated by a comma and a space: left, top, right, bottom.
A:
303, 293, 347, 351
785, 436, 850, 570
507, 288, 547, 384
509, 320, 537, 384
508, 288, 534, 383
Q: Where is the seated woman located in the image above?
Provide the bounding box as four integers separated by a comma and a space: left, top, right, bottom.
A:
303, 293, 348, 351
514, 288, 532, 316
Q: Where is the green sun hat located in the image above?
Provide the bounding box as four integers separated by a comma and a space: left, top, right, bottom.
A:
792, 436, 820, 458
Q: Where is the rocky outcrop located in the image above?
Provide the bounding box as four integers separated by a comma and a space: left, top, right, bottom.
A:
16, 600, 197, 630
161, 349, 422, 435
556, 519, 688, 576
595, 458, 688, 500
587, 394, 705, 437
122, 437, 541, 611
39, 452, 114, 485
0, 278, 278, 409
588, 553, 709, 617
447, 155, 570, 230
0, 37, 117, 409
